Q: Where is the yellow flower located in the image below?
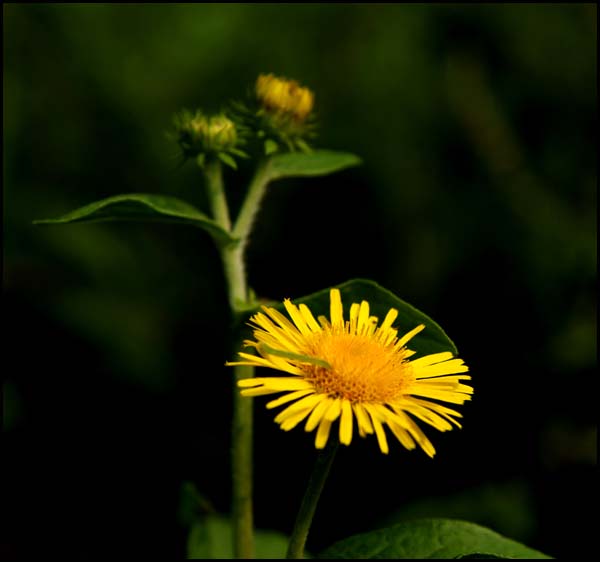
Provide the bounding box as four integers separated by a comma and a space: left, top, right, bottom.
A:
256, 73, 314, 122
227, 289, 473, 457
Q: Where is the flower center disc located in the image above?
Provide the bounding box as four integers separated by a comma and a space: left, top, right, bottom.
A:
303, 332, 413, 402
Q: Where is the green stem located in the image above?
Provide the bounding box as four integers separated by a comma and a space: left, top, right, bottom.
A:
231, 363, 254, 559
221, 243, 248, 313
224, 251, 254, 559
286, 438, 339, 559
225, 161, 275, 558
232, 158, 273, 246
202, 157, 254, 558
204, 156, 232, 232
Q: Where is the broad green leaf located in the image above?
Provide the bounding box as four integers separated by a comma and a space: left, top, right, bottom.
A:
268, 149, 361, 180
378, 480, 536, 544
456, 555, 512, 559
249, 279, 458, 358
187, 515, 291, 559
33, 193, 236, 245
318, 518, 552, 559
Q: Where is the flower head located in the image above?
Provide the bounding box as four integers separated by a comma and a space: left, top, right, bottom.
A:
227, 289, 473, 457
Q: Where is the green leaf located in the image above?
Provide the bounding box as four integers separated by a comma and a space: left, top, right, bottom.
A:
268, 149, 361, 180
254, 279, 458, 358
294, 138, 312, 153
234, 279, 458, 362
378, 480, 537, 545
229, 147, 250, 159
456, 555, 513, 559
178, 481, 214, 529
33, 193, 236, 245
264, 138, 279, 155
318, 519, 552, 559
187, 515, 292, 559
218, 152, 238, 170
179, 481, 296, 559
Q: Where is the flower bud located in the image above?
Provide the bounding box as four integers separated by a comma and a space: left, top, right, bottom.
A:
173, 110, 239, 158
256, 73, 314, 122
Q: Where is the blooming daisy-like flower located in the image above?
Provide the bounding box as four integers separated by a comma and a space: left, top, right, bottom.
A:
227, 289, 473, 457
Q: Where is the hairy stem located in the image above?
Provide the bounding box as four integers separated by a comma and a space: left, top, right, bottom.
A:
203, 158, 254, 558
232, 158, 273, 247
203, 157, 232, 232
231, 363, 254, 559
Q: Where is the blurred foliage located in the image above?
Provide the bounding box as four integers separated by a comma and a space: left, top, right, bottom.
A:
3, 3, 596, 560
319, 518, 552, 559
379, 480, 537, 545
178, 481, 292, 559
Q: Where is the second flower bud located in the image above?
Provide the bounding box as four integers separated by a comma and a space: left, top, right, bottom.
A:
173, 110, 246, 168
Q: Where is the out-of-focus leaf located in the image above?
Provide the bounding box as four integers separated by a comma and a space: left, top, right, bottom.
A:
268, 150, 361, 180
318, 518, 552, 559
187, 515, 291, 559
180, 481, 294, 559
34, 193, 236, 246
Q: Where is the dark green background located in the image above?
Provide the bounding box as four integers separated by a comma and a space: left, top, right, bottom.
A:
3, 3, 596, 559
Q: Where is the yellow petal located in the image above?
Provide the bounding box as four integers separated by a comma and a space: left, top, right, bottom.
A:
305, 396, 332, 432
240, 387, 282, 397
260, 307, 304, 345
315, 418, 333, 449
378, 308, 398, 335
284, 299, 313, 336
357, 300, 370, 335
406, 398, 464, 427
349, 302, 360, 334
352, 403, 374, 435
339, 399, 354, 445
407, 387, 472, 404
274, 393, 323, 423
324, 397, 342, 422
299, 303, 322, 332
266, 390, 313, 409
330, 289, 344, 329
363, 404, 389, 454
392, 402, 454, 432
413, 360, 469, 378
390, 409, 436, 458
409, 352, 455, 368
395, 324, 426, 348
278, 407, 314, 431
386, 418, 417, 450
238, 377, 313, 391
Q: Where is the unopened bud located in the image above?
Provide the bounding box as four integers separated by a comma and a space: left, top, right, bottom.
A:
256, 73, 314, 122
174, 110, 238, 158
